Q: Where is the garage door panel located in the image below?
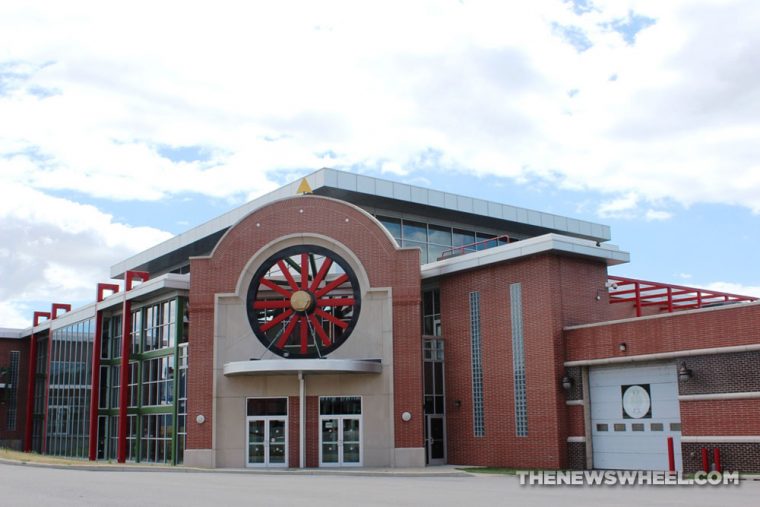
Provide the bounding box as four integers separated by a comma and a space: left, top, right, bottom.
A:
590, 364, 674, 386
592, 434, 676, 453
590, 362, 682, 471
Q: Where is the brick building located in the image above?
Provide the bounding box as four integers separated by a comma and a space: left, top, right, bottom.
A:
1, 168, 758, 472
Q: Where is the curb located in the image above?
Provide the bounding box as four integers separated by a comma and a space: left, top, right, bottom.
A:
0, 457, 469, 477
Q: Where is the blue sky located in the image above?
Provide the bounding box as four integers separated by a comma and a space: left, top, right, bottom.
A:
1, 0, 759, 327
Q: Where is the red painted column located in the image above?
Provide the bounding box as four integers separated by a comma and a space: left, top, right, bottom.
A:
701, 447, 709, 473
23, 333, 38, 452
667, 436, 675, 472
117, 298, 131, 463
23, 311, 50, 452
88, 283, 119, 461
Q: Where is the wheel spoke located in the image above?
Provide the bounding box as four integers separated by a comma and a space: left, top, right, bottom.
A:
315, 273, 349, 297
275, 315, 300, 348
310, 257, 333, 291
308, 314, 332, 347
260, 309, 293, 332
253, 300, 291, 309
277, 260, 299, 290
316, 297, 355, 307
260, 278, 292, 298
314, 308, 349, 329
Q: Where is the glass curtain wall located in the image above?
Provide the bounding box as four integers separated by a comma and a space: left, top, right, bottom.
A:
46, 318, 95, 458
376, 215, 510, 263
96, 296, 187, 465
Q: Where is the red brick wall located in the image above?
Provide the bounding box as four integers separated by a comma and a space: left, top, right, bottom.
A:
566, 405, 585, 437
565, 303, 760, 362
187, 196, 422, 452
681, 399, 760, 436
440, 253, 609, 468
306, 396, 318, 467
0, 338, 29, 447
288, 396, 299, 467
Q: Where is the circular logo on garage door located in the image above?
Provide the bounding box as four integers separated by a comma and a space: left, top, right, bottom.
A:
622, 384, 651, 419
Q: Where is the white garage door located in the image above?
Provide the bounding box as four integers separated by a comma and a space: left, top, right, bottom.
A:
590, 362, 682, 471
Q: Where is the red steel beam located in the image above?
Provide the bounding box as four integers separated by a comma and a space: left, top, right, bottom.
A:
23, 311, 50, 452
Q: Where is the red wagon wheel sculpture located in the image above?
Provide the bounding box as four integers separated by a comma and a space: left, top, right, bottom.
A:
246, 245, 361, 359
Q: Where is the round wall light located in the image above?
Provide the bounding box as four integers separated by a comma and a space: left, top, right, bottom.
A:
401, 411, 412, 422
196, 414, 206, 424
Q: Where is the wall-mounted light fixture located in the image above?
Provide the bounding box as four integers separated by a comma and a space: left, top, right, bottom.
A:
454, 400, 462, 408
561, 375, 574, 391
619, 342, 627, 352
678, 361, 693, 383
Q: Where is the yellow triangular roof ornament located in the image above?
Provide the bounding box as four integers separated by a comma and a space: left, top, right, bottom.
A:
296, 177, 312, 194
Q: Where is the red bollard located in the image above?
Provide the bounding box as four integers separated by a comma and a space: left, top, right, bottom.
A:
701, 448, 709, 473
713, 448, 722, 473
667, 437, 675, 472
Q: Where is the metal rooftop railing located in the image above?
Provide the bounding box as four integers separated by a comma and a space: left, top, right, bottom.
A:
437, 235, 512, 260
608, 275, 758, 317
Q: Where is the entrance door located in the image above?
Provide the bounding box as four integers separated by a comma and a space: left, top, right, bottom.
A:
320, 416, 362, 466
426, 415, 446, 465
247, 417, 287, 467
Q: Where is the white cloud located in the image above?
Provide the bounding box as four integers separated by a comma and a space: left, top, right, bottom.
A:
703, 282, 760, 299
0, 183, 172, 326
1, 0, 760, 324
598, 192, 639, 218
645, 209, 673, 221
0, 0, 757, 213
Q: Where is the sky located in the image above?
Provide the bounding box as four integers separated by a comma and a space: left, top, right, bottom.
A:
1, 0, 759, 328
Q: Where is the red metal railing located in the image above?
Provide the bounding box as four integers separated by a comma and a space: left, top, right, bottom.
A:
608, 275, 758, 317
438, 234, 512, 260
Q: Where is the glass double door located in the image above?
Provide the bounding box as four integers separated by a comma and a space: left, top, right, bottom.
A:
247, 416, 287, 467
320, 416, 361, 466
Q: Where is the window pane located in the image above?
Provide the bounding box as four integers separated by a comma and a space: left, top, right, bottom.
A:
247, 398, 288, 416
453, 229, 476, 248
402, 221, 427, 243
428, 225, 452, 246
376, 216, 401, 240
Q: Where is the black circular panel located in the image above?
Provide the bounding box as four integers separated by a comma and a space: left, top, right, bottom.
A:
246, 245, 361, 358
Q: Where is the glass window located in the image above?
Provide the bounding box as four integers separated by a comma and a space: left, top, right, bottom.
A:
427, 244, 449, 263
428, 225, 452, 246
320, 396, 362, 415
422, 289, 442, 336
453, 229, 476, 248
141, 413, 173, 464
376, 216, 401, 241
141, 356, 175, 407
402, 221, 427, 243
45, 317, 95, 458
143, 299, 176, 352
247, 398, 288, 416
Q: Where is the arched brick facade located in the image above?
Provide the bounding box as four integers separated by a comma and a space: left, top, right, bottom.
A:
186, 195, 422, 457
